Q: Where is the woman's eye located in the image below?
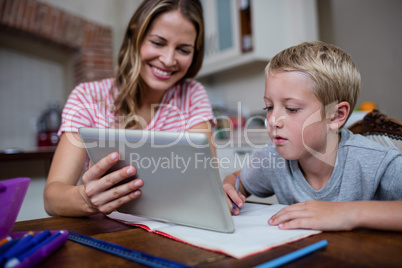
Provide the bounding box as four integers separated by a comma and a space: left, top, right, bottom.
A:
263, 106, 273, 111
178, 48, 191, 55
151, 40, 163, 46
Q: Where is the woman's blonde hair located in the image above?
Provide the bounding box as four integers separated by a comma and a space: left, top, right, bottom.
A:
113, 0, 204, 128
265, 41, 361, 123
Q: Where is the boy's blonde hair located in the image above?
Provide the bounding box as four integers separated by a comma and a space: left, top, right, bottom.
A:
265, 41, 361, 124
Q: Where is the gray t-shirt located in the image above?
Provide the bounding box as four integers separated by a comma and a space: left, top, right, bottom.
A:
241, 129, 402, 205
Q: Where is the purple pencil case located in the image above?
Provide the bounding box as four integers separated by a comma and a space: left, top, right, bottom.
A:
0, 177, 69, 268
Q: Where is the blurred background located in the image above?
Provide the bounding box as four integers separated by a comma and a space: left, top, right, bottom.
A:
1, 0, 401, 220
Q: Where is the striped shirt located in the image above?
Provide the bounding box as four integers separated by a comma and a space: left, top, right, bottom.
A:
59, 78, 216, 135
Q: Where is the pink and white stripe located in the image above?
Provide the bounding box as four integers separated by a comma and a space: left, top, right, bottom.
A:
58, 78, 216, 135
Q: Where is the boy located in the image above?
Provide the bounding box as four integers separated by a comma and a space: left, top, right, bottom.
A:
224, 41, 402, 231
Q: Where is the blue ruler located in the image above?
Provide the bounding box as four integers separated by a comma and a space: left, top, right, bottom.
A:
68, 231, 192, 268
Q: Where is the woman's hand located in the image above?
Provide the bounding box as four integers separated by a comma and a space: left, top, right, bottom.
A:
268, 200, 357, 231
81, 152, 144, 215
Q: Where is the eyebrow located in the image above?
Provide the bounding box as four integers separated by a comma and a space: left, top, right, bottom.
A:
263, 96, 304, 102
149, 34, 195, 48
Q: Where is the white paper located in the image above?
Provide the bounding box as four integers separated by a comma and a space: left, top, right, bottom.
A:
108, 203, 321, 259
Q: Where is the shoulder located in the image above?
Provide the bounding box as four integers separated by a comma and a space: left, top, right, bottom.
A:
163, 79, 204, 98
240, 142, 290, 198
341, 128, 400, 157
71, 78, 115, 96
174, 79, 207, 96
74, 78, 114, 90
166, 79, 210, 107
181, 79, 205, 90
247, 142, 289, 170
64, 78, 115, 112
339, 129, 402, 171
186, 80, 210, 106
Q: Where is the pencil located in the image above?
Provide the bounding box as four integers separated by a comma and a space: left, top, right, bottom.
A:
0, 236, 12, 246
232, 176, 240, 209
253, 240, 328, 268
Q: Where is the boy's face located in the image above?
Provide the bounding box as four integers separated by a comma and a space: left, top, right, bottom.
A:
264, 71, 331, 161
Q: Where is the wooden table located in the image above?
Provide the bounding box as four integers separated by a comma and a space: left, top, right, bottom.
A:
12, 213, 402, 267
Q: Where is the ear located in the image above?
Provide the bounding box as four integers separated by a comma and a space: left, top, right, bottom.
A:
329, 101, 350, 130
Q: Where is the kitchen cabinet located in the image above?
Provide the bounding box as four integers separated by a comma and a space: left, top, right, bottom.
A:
198, 0, 318, 78
200, 0, 241, 67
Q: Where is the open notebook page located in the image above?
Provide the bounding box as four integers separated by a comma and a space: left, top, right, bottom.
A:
108, 203, 321, 259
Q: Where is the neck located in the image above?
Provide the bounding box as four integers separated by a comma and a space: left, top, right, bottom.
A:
135, 88, 166, 128
140, 89, 165, 109
298, 132, 340, 190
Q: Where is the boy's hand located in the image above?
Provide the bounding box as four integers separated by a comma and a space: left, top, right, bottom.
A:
223, 182, 246, 215
268, 200, 357, 231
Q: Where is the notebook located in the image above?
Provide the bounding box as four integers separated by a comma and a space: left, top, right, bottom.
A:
108, 202, 321, 259
78, 128, 234, 233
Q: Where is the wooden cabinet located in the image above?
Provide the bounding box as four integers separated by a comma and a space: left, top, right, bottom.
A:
198, 0, 318, 78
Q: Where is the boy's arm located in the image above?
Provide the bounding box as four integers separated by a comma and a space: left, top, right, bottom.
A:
268, 200, 402, 231
354, 201, 402, 230
223, 170, 248, 215
270, 151, 402, 231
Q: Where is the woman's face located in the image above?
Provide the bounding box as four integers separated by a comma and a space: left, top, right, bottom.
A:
140, 10, 197, 93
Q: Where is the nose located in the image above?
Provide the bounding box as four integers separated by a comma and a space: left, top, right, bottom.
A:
268, 109, 285, 129
160, 47, 176, 67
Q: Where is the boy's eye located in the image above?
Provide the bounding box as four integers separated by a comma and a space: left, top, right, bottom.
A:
286, 107, 299, 113
263, 106, 273, 111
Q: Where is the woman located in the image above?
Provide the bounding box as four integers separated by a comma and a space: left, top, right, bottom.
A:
44, 0, 215, 217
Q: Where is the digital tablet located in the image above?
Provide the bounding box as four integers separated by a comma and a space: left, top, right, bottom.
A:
78, 127, 234, 233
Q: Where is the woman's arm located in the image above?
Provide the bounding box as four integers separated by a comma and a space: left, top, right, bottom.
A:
187, 121, 216, 157
268, 200, 402, 231
44, 133, 144, 217
44, 133, 90, 216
